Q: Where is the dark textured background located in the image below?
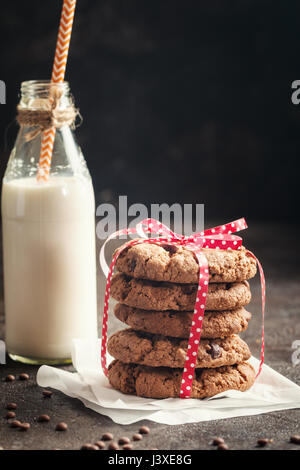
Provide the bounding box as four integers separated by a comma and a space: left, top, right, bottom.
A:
0, 2, 300, 450
0, 0, 300, 221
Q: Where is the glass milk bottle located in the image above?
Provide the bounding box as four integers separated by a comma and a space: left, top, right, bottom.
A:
1, 80, 98, 364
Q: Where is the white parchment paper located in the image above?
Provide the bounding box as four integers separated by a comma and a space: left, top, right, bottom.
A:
36, 339, 300, 425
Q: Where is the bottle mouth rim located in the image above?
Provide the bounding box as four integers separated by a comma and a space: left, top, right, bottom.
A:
21, 80, 70, 94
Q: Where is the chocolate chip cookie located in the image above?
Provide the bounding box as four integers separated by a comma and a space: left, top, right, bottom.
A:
110, 273, 251, 311
107, 360, 256, 398
115, 242, 257, 283
107, 329, 251, 368
114, 304, 251, 339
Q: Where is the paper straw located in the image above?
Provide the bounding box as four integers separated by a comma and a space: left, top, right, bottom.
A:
37, 0, 77, 182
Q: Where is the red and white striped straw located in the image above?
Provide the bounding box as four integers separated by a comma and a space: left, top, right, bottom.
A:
37, 0, 77, 182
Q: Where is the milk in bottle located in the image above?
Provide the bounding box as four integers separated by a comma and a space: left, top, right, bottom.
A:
1, 81, 98, 363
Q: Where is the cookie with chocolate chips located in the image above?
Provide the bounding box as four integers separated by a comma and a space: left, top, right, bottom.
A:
107, 329, 251, 369
108, 360, 256, 399
114, 304, 252, 339
110, 273, 251, 311
115, 242, 257, 284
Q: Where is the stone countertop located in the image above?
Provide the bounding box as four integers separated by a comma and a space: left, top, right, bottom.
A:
0, 222, 300, 450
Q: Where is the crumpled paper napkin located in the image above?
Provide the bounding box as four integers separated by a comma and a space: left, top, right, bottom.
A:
36, 339, 300, 425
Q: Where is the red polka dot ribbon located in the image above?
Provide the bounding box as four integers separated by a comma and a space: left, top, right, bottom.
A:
99, 218, 265, 399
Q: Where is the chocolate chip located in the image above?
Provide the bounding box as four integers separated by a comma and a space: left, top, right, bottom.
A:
182, 285, 195, 295
94, 440, 105, 449
121, 291, 128, 301
81, 444, 99, 450
257, 438, 272, 447
19, 373, 29, 381
10, 420, 21, 428
208, 343, 221, 359
139, 426, 150, 434
161, 244, 178, 255
102, 432, 113, 441
38, 414, 50, 422
55, 422, 67, 431
123, 444, 133, 450
130, 259, 137, 272
118, 437, 130, 445
108, 442, 119, 450
212, 437, 224, 446
19, 423, 30, 431
5, 374, 15, 382
132, 433, 143, 441
6, 403, 17, 410
218, 443, 229, 450
290, 435, 300, 444
5, 411, 16, 419
42, 390, 53, 398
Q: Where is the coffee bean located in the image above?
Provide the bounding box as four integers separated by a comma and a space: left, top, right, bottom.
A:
257, 438, 272, 447
102, 432, 113, 441
123, 444, 133, 450
94, 440, 105, 449
19, 423, 30, 431
6, 403, 17, 410
218, 443, 229, 450
19, 373, 29, 381
212, 437, 224, 446
108, 442, 119, 450
38, 414, 50, 423
132, 433, 143, 441
42, 390, 53, 398
139, 426, 150, 435
55, 422, 67, 431
10, 420, 21, 428
81, 444, 99, 450
118, 437, 130, 445
5, 374, 15, 382
290, 435, 300, 445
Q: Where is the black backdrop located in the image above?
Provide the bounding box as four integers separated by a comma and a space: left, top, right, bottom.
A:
0, 0, 299, 222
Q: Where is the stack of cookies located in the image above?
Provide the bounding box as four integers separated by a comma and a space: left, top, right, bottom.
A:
107, 242, 257, 399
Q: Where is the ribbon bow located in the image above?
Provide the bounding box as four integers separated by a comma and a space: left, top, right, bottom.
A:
100, 218, 265, 399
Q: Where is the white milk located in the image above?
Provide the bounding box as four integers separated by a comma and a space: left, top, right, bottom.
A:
2, 176, 98, 360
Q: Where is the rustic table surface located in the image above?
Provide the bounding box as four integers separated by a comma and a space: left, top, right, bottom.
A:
0, 222, 300, 451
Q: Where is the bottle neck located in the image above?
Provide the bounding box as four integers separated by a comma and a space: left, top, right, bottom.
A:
19, 80, 71, 111
4, 80, 90, 182
16, 80, 77, 138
